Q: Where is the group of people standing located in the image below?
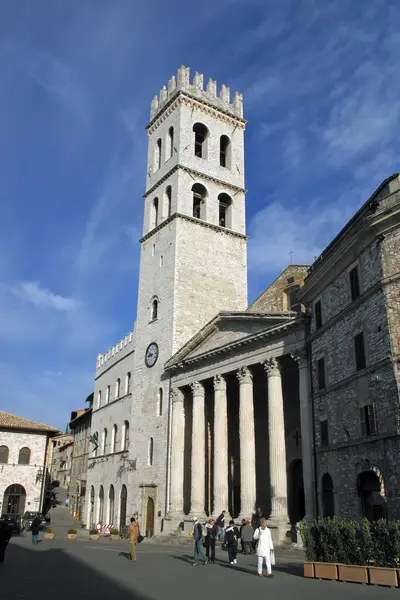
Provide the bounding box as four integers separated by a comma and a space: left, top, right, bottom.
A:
192, 507, 275, 577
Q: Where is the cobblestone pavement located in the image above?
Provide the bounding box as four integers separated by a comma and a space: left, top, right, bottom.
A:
1, 506, 398, 600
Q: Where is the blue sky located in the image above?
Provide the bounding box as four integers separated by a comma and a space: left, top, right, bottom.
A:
0, 0, 399, 428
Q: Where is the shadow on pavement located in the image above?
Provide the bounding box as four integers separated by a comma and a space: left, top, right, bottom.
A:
118, 551, 131, 560
1, 543, 151, 600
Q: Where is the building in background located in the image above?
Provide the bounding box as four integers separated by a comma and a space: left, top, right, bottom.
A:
68, 394, 93, 523
50, 433, 74, 489
0, 411, 59, 516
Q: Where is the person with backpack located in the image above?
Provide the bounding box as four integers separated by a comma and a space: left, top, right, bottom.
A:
224, 519, 240, 565
192, 516, 208, 566
204, 518, 216, 563
253, 519, 274, 577
215, 510, 226, 541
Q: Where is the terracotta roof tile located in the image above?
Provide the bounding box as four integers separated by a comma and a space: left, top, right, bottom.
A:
0, 411, 59, 433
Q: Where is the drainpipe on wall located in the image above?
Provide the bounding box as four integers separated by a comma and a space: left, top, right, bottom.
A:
306, 313, 319, 518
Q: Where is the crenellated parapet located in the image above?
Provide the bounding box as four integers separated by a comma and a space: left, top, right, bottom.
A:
150, 65, 244, 121
96, 330, 135, 375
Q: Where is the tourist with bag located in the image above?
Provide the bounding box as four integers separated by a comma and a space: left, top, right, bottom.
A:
253, 519, 274, 577
241, 519, 254, 554
204, 518, 216, 563
126, 517, 141, 561
215, 510, 226, 541
192, 516, 208, 566
224, 520, 240, 565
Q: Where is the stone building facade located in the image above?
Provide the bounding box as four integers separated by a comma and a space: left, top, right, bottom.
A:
0, 411, 59, 516
300, 173, 400, 522
68, 395, 93, 521
51, 433, 74, 489
84, 65, 400, 541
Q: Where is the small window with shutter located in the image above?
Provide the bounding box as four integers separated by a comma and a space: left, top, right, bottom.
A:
354, 332, 366, 371
317, 357, 326, 390
315, 300, 322, 330
349, 266, 360, 301
360, 404, 377, 437
320, 419, 329, 447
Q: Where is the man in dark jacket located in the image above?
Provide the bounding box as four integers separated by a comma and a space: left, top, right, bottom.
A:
31, 516, 41, 545
224, 520, 240, 565
215, 510, 226, 541
204, 518, 216, 563
0, 519, 12, 563
192, 517, 207, 566
252, 507, 264, 529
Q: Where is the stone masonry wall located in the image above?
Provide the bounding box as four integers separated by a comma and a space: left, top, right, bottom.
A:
248, 265, 309, 313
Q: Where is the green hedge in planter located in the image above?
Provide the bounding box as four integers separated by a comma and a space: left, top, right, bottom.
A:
298, 518, 400, 568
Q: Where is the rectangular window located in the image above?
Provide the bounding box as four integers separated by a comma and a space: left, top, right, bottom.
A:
317, 357, 326, 390
320, 419, 329, 447
349, 266, 360, 301
315, 300, 322, 330
360, 404, 377, 437
354, 332, 366, 371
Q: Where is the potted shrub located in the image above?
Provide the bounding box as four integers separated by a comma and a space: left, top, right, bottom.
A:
44, 527, 55, 540
89, 528, 100, 541
67, 528, 78, 540
110, 528, 120, 541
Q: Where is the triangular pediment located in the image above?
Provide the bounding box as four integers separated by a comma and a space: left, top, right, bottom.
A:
165, 312, 298, 368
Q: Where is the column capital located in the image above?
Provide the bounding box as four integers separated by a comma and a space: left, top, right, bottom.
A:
263, 357, 281, 376
291, 350, 309, 369
190, 381, 205, 396
213, 374, 226, 391
170, 388, 184, 403
236, 366, 253, 384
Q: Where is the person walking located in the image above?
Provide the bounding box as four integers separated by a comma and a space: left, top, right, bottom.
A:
204, 518, 216, 563
241, 519, 254, 554
192, 517, 207, 566
224, 520, 240, 565
215, 510, 226, 541
126, 517, 140, 561
251, 507, 264, 529
31, 515, 41, 545
253, 519, 274, 577
0, 519, 12, 563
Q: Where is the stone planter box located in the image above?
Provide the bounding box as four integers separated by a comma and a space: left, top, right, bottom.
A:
67, 534, 78, 540
110, 535, 121, 541
89, 534, 100, 541
304, 562, 315, 578
338, 564, 368, 584
369, 567, 398, 587
314, 562, 338, 580
43, 533, 54, 540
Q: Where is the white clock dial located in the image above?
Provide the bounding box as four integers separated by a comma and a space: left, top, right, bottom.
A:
145, 342, 159, 367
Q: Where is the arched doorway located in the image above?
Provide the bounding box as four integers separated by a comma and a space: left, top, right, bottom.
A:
108, 485, 115, 525
358, 470, 386, 521
98, 486, 104, 524
145, 497, 155, 537
3, 484, 26, 514
288, 459, 305, 525
120, 485, 127, 532
322, 473, 335, 518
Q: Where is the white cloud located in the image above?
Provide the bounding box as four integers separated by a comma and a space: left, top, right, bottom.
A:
10, 281, 79, 312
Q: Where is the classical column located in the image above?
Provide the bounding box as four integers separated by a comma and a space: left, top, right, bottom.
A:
264, 358, 288, 526
237, 367, 256, 519
189, 381, 206, 517
213, 375, 229, 515
292, 351, 315, 521
169, 388, 185, 517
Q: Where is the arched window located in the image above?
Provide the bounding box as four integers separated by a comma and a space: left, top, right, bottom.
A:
218, 193, 232, 228
220, 135, 231, 168
98, 485, 104, 523
103, 428, 108, 455
155, 138, 162, 170
106, 385, 110, 404
193, 123, 208, 159
122, 421, 129, 451
151, 298, 158, 321
97, 390, 102, 408
158, 388, 163, 416
0, 445, 9, 464
115, 378, 121, 399
192, 183, 207, 219
148, 437, 154, 466
108, 485, 115, 525
18, 447, 31, 465
111, 425, 118, 453
322, 473, 335, 518
168, 127, 174, 159
126, 372, 131, 395
166, 186, 172, 218
152, 197, 159, 229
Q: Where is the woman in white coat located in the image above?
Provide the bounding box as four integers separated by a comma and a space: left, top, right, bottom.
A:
253, 519, 274, 577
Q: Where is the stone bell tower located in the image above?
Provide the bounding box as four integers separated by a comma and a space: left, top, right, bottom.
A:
129, 66, 248, 533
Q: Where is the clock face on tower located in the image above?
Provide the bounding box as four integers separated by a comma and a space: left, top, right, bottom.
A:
145, 342, 159, 368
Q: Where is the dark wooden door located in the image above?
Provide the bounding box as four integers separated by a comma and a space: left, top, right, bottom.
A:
145, 497, 154, 536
